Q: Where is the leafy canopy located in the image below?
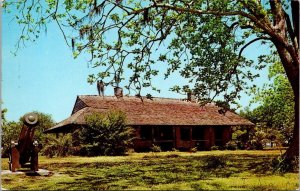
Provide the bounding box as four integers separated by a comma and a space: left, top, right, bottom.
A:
241, 58, 294, 144
5, 0, 293, 107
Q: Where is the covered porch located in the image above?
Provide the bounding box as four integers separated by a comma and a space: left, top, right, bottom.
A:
133, 125, 231, 151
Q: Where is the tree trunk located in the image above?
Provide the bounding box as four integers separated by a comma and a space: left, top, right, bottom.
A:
273, 41, 299, 161
285, 86, 299, 160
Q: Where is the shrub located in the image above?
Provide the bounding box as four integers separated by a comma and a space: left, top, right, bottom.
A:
79, 110, 134, 156
210, 145, 219, 150
225, 141, 237, 150
190, 147, 197, 153
150, 144, 162, 152
41, 134, 73, 158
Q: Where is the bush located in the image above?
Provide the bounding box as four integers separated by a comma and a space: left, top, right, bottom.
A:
190, 147, 197, 153
210, 145, 219, 150
79, 110, 134, 156
41, 134, 73, 158
225, 141, 237, 150
150, 144, 162, 152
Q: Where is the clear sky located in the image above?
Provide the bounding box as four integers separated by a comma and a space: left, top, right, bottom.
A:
2, 9, 270, 123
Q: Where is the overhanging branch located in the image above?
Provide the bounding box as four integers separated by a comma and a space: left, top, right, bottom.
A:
238, 37, 271, 59
129, 3, 258, 24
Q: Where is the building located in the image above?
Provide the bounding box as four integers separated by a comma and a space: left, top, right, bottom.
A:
45, 95, 253, 151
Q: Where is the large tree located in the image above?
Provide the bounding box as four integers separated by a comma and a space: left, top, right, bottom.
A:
4, 0, 299, 160
241, 60, 294, 146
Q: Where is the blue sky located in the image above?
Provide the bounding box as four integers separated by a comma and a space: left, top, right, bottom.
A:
3, 9, 270, 123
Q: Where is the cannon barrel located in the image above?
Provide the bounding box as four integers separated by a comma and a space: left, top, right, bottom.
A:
18, 112, 39, 155
9, 112, 40, 172
23, 112, 39, 126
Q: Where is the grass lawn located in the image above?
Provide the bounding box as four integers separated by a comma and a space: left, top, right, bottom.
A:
1, 150, 299, 190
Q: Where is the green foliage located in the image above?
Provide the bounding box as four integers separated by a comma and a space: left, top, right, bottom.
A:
231, 126, 251, 149
190, 147, 197, 153
240, 61, 294, 147
1, 111, 55, 158
225, 141, 237, 150
41, 134, 73, 158
6, 0, 291, 106
1, 121, 22, 157
210, 145, 219, 150
1, 108, 8, 124
150, 144, 162, 152
231, 125, 284, 150
79, 110, 134, 156
27, 111, 56, 144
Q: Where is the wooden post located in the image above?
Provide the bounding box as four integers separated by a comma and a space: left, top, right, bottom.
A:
209, 127, 215, 148
222, 126, 231, 145
173, 126, 176, 148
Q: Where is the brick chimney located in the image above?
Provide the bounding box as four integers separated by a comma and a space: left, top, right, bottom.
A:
114, 87, 123, 98
187, 92, 196, 102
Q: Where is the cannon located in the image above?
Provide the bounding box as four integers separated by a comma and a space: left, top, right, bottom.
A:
9, 112, 40, 172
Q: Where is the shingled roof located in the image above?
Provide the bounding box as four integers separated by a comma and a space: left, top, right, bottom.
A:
45, 95, 253, 133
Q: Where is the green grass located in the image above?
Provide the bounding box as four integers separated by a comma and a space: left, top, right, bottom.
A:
1, 150, 299, 190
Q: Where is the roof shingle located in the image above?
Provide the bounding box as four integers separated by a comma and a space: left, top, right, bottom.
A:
45, 95, 253, 133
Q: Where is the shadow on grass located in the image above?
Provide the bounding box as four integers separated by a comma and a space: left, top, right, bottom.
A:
13, 151, 290, 190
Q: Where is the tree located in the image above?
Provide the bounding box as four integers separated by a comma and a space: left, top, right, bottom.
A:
79, 110, 134, 156
4, 1, 299, 161
18, 111, 56, 144
1, 108, 8, 125
240, 60, 294, 147
1, 111, 55, 157
1, 121, 22, 157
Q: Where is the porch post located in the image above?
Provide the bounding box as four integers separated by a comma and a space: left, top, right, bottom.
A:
173, 126, 176, 148
152, 126, 155, 142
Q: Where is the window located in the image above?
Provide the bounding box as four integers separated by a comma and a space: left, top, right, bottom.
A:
180, 127, 190, 141
192, 127, 205, 140
140, 126, 152, 140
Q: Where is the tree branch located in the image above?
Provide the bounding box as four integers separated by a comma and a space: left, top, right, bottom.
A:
291, 0, 299, 47
238, 37, 272, 59
284, 11, 298, 50
129, 3, 258, 24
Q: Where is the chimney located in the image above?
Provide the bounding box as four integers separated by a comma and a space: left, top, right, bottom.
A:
187, 92, 196, 102
114, 87, 123, 98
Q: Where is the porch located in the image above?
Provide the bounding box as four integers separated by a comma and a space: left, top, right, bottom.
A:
133, 125, 231, 151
